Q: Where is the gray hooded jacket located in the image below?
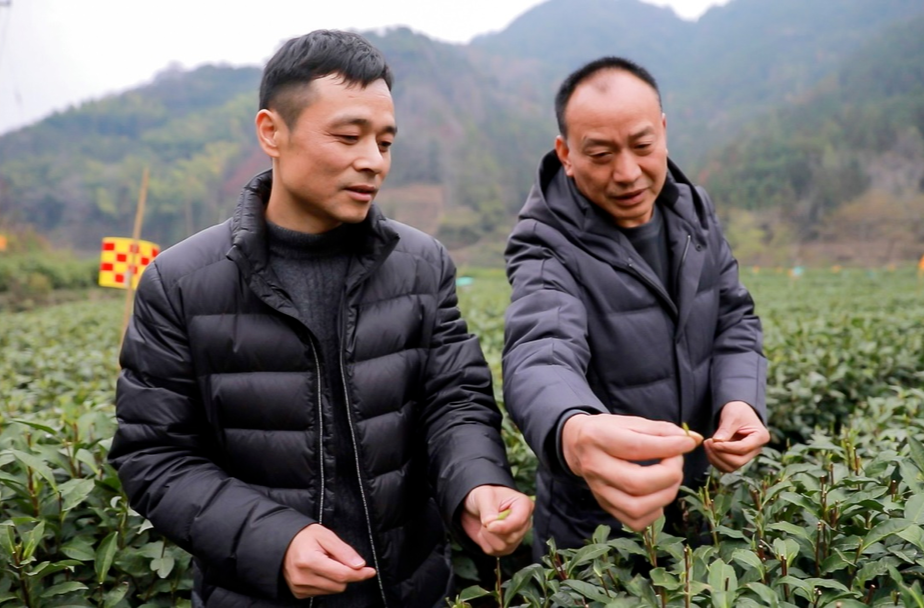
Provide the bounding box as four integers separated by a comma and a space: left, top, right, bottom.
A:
503, 152, 766, 553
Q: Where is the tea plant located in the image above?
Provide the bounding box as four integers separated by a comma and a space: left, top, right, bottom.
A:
449, 389, 924, 607
0, 301, 191, 607
3, 269, 924, 605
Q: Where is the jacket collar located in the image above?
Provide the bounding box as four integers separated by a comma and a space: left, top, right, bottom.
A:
227, 169, 400, 295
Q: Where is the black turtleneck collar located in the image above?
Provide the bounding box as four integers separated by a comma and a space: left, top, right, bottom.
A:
265, 221, 357, 260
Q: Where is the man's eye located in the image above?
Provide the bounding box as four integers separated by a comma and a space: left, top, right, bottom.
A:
337, 135, 359, 143
379, 140, 394, 150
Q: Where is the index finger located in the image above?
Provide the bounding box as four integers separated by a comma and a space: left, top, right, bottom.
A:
304, 554, 377, 584
615, 416, 698, 437
486, 497, 533, 534
603, 427, 702, 461
707, 434, 766, 456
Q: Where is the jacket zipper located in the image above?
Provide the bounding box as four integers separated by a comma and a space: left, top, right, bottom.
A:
238, 258, 383, 607
308, 338, 323, 608
340, 348, 389, 607
674, 234, 691, 310
310, 340, 325, 525
252, 234, 397, 607
248, 285, 328, 524
624, 261, 677, 317
333, 237, 398, 607
673, 234, 691, 424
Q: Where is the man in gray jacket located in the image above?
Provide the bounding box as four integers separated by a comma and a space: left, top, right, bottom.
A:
503, 56, 768, 558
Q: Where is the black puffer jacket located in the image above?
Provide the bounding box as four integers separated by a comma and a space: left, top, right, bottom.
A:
109, 171, 515, 607
503, 152, 766, 552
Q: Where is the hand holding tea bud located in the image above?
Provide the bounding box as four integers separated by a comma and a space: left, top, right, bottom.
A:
461, 484, 533, 556
561, 414, 703, 532
283, 524, 377, 599
704, 401, 770, 472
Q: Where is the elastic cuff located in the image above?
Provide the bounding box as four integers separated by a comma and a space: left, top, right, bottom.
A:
551, 408, 597, 480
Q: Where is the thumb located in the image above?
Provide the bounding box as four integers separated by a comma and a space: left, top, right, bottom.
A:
713, 420, 735, 442
315, 527, 367, 569
486, 495, 527, 533
468, 486, 500, 526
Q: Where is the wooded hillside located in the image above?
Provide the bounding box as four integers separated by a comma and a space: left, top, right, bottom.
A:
1, 0, 922, 266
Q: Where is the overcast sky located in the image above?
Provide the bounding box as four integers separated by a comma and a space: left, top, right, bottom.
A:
0, 0, 729, 135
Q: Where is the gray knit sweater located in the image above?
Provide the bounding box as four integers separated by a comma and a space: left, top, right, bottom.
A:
266, 221, 382, 607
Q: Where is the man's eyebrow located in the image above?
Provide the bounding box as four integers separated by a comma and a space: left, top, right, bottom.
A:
330, 116, 397, 136
629, 126, 656, 139
580, 137, 613, 148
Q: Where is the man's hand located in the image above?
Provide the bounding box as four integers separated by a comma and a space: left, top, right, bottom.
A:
282, 524, 376, 599
704, 401, 770, 472
561, 414, 703, 532
461, 484, 533, 556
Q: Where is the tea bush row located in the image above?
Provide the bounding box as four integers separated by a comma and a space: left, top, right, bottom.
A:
1, 270, 924, 606
0, 255, 99, 293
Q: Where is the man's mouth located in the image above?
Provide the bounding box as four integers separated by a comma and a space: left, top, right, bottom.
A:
614, 188, 645, 201
346, 184, 377, 194
345, 184, 378, 201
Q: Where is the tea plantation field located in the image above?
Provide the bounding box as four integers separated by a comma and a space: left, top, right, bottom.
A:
3, 268, 924, 607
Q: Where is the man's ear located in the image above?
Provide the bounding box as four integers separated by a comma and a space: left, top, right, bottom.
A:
662, 112, 668, 155
255, 109, 282, 158
554, 135, 574, 177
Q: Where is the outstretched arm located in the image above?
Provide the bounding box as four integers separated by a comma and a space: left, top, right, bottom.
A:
702, 187, 768, 426
701, 187, 769, 471
503, 225, 610, 474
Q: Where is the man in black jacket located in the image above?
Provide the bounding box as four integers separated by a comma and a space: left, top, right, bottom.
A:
109, 30, 532, 608
503, 57, 768, 558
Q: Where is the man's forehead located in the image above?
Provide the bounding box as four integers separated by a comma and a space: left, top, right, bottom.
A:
310, 74, 392, 100
565, 71, 661, 134
575, 70, 657, 102
287, 76, 394, 127
281, 74, 391, 109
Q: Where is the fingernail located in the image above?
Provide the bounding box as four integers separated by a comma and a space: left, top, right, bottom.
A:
351, 558, 365, 568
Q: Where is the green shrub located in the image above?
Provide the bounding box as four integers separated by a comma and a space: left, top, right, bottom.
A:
450, 389, 924, 607
0, 254, 99, 294
3, 270, 924, 606
0, 301, 191, 607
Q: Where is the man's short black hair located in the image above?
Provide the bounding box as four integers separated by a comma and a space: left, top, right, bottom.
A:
259, 30, 394, 127
554, 56, 662, 138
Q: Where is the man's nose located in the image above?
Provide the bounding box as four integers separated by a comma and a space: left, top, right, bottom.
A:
611, 152, 642, 185
355, 139, 388, 174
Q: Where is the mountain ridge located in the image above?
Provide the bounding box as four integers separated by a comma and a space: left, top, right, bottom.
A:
1, 0, 922, 266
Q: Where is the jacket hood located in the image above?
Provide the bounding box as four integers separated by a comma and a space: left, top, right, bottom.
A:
522, 150, 710, 254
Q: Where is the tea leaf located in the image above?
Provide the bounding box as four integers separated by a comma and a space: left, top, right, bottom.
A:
94, 531, 118, 584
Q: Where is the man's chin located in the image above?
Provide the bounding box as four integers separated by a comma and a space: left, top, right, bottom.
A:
612, 204, 656, 228
340, 204, 373, 224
